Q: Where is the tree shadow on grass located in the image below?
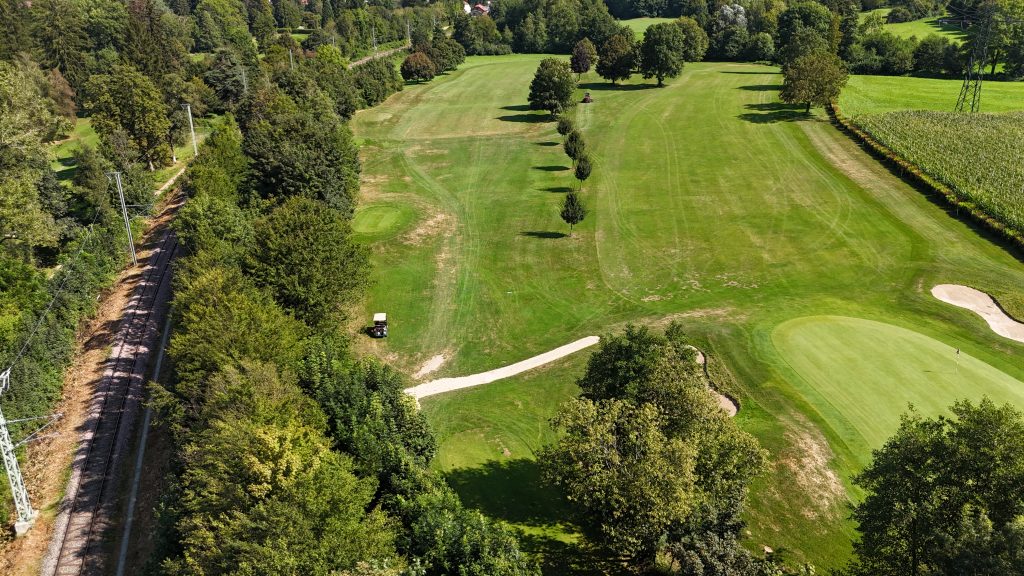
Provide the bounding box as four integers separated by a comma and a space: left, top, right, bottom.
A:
521, 231, 567, 239
518, 533, 620, 576
498, 113, 550, 123
444, 458, 574, 527
534, 165, 570, 172
501, 104, 532, 111
536, 141, 560, 147
719, 70, 777, 75
579, 81, 656, 91
738, 84, 782, 91
541, 186, 572, 193
737, 102, 807, 124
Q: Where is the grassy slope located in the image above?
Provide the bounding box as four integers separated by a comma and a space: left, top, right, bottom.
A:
859, 8, 969, 41
48, 115, 222, 187
839, 74, 1024, 116
352, 55, 1024, 570
621, 17, 675, 37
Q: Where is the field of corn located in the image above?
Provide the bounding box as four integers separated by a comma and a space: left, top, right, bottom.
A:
854, 111, 1024, 236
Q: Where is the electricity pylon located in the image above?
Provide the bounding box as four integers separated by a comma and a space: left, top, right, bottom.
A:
953, 5, 1022, 112
0, 369, 62, 535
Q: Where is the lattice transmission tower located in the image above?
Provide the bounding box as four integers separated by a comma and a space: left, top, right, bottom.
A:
0, 368, 62, 535
953, 4, 1023, 112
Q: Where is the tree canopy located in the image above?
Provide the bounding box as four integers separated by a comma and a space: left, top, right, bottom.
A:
781, 49, 848, 112
846, 399, 1024, 576
640, 22, 686, 85
596, 31, 637, 84
527, 57, 576, 115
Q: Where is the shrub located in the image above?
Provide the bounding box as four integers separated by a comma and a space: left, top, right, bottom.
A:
400, 52, 437, 83
887, 6, 914, 23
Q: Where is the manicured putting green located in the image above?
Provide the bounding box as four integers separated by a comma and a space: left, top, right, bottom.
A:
774, 316, 1024, 453
352, 203, 416, 241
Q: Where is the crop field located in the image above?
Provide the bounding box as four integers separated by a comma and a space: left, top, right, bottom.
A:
855, 111, 1024, 237
352, 55, 1024, 570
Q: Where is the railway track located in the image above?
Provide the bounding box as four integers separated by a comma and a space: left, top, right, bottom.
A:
41, 207, 179, 576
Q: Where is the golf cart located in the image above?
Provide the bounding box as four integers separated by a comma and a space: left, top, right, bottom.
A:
369, 313, 388, 338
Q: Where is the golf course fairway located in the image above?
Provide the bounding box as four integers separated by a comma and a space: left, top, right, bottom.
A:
774, 316, 1024, 454
352, 54, 1024, 570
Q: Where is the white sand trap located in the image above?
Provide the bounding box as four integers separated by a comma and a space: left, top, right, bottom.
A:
405, 336, 601, 400
414, 353, 448, 379
687, 347, 738, 417
932, 284, 1024, 344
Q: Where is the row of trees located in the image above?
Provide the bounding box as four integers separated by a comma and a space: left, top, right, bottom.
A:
458, 0, 1024, 81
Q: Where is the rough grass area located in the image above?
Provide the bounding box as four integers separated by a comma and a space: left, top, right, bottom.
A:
352, 55, 1024, 571
859, 8, 969, 42
839, 74, 1024, 116
854, 111, 1024, 238
620, 17, 675, 37
48, 115, 223, 188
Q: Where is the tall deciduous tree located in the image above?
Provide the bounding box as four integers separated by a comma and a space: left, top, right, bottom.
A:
847, 399, 1024, 576
528, 57, 576, 115
559, 190, 587, 234
540, 398, 696, 563
247, 196, 368, 328
675, 16, 709, 61
781, 49, 848, 112
242, 87, 361, 214
639, 22, 686, 86
570, 37, 598, 77
596, 31, 637, 84
574, 154, 592, 187
400, 52, 437, 83
85, 65, 171, 170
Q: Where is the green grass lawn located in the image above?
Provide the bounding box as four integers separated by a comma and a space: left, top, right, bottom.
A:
352, 55, 1024, 571
839, 74, 1024, 116
620, 17, 675, 37
49, 115, 222, 190
50, 117, 99, 181
859, 8, 969, 41
774, 316, 1024, 454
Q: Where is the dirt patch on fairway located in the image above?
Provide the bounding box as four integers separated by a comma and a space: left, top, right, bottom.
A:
403, 211, 453, 246
414, 353, 449, 379
931, 284, 1024, 344
779, 424, 845, 520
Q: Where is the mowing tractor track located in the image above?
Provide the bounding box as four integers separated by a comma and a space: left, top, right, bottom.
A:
42, 203, 180, 576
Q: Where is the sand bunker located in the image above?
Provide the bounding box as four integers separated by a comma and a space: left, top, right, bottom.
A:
687, 346, 739, 417
931, 284, 1024, 344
